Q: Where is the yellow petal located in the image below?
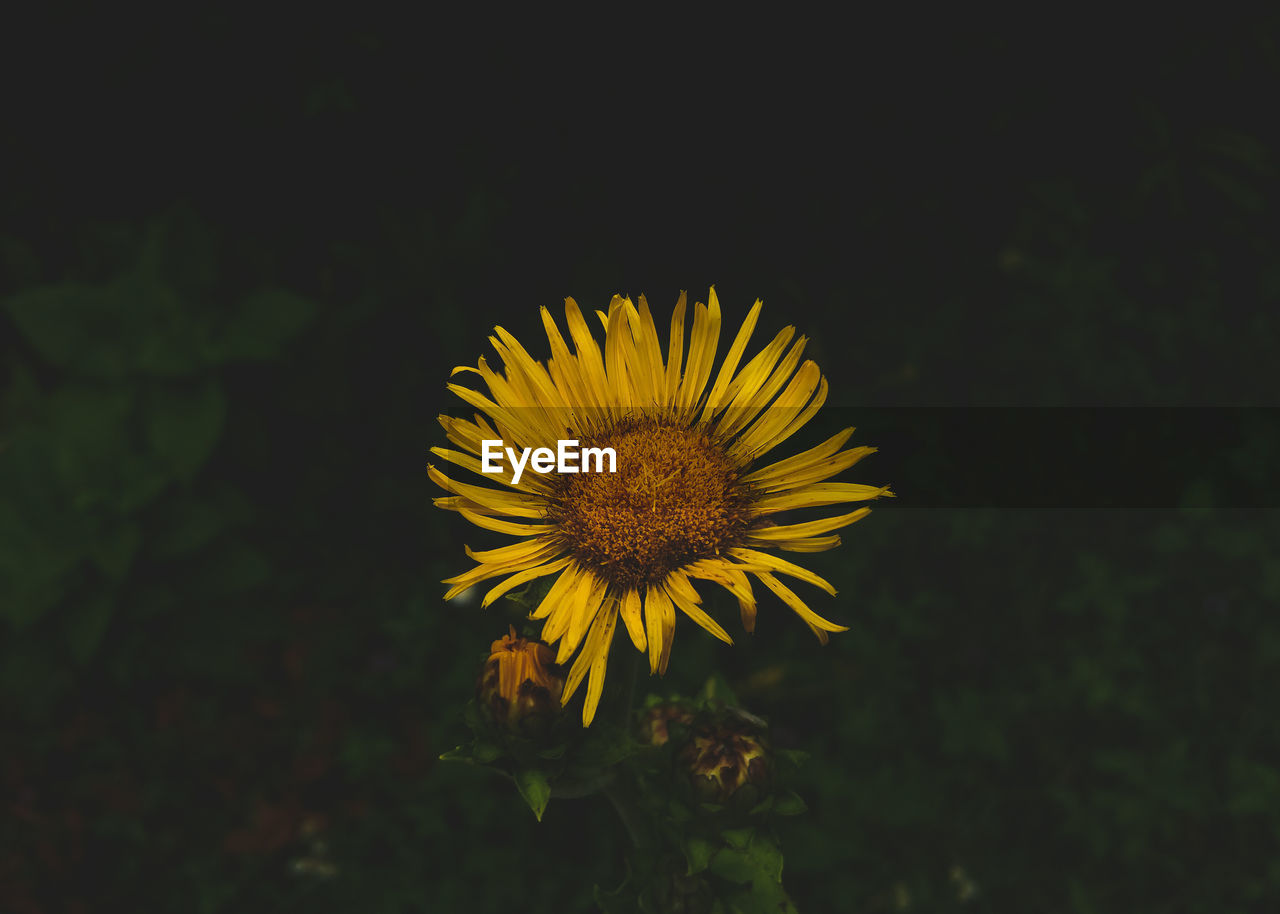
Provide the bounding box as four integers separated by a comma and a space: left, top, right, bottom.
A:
700, 298, 762, 421
629, 295, 666, 405
540, 306, 596, 408
582, 601, 618, 725
753, 570, 849, 636
492, 325, 570, 413
677, 292, 722, 412
664, 572, 733, 645
437, 413, 488, 453
604, 296, 638, 406
757, 447, 880, 493
530, 562, 583, 621
684, 558, 757, 632
727, 547, 837, 595
556, 572, 607, 665
753, 482, 894, 514
746, 508, 872, 542
442, 542, 563, 600
428, 465, 547, 519
429, 445, 551, 493
434, 495, 498, 515
664, 292, 688, 404
717, 324, 795, 406
740, 432, 874, 491
540, 563, 588, 644
457, 505, 557, 537
565, 297, 612, 406
644, 583, 676, 675
730, 367, 828, 464
464, 536, 559, 565
769, 535, 843, 553
619, 588, 647, 652
562, 610, 599, 701
481, 556, 573, 608
714, 334, 807, 441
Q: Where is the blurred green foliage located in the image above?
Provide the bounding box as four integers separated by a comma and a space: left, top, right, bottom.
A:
1, 215, 309, 651
3, 17, 1280, 914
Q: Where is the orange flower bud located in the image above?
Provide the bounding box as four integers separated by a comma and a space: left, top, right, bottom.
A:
476, 626, 565, 731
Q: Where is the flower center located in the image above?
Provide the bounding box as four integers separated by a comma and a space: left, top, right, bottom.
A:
548, 418, 752, 589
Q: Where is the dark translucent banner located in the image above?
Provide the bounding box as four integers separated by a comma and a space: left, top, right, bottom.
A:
431, 406, 1280, 509
823, 407, 1280, 509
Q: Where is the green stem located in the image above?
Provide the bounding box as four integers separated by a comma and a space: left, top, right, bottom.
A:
604, 780, 648, 848
549, 769, 615, 798
620, 637, 642, 726
604, 645, 646, 846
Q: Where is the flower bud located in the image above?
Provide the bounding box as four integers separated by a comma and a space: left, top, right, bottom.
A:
476, 626, 565, 733
680, 718, 771, 807
638, 702, 695, 747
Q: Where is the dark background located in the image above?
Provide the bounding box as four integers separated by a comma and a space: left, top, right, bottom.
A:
3, 14, 1279, 913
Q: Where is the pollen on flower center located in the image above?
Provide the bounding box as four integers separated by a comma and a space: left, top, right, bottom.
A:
548, 417, 753, 589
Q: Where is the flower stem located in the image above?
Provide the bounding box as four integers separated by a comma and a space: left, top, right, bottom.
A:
603, 780, 647, 848
603, 645, 646, 847
620, 639, 642, 725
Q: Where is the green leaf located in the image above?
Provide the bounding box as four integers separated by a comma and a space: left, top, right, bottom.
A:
721, 828, 754, 850
725, 879, 799, 914
771, 790, 808, 816
0, 233, 41, 286
515, 767, 552, 822
211, 288, 316, 361
684, 835, 716, 875
88, 521, 140, 580
710, 834, 784, 886
593, 881, 641, 914
437, 740, 503, 766
701, 672, 740, 707
5, 282, 124, 377
45, 385, 160, 513
709, 848, 754, 884
462, 697, 485, 732
147, 485, 253, 559
0, 501, 80, 628
666, 800, 693, 824
776, 748, 810, 769
64, 591, 116, 663
574, 724, 636, 767
197, 542, 271, 594
503, 575, 555, 611
5, 274, 206, 379
143, 380, 227, 482
439, 745, 473, 763
0, 637, 74, 719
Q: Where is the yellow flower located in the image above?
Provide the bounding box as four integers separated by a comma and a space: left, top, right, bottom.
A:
430, 289, 890, 725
